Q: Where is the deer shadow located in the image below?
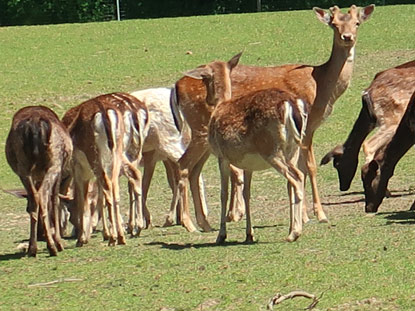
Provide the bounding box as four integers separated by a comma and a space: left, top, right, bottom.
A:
377, 210, 415, 225
0, 252, 27, 261
322, 188, 415, 206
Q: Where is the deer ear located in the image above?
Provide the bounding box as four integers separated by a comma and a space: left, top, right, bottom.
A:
320, 145, 343, 165
313, 7, 331, 25
184, 67, 212, 80
3, 188, 27, 199
359, 4, 375, 22
227, 52, 242, 71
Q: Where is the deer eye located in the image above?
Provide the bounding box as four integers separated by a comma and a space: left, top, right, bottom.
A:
356, 22, 360, 27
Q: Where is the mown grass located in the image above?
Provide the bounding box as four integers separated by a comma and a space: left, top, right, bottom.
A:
1, 4, 415, 311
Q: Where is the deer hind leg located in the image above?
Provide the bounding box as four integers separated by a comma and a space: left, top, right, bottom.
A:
39, 183, 58, 256
51, 176, 64, 252
227, 165, 245, 222
216, 158, 231, 244
301, 195, 311, 224
188, 151, 212, 232
243, 170, 254, 243
163, 159, 181, 226
22, 176, 39, 256
124, 159, 144, 238
141, 152, 158, 229
73, 150, 94, 246
267, 155, 304, 242
112, 173, 126, 245
76, 179, 92, 247
96, 185, 110, 241
97, 171, 118, 246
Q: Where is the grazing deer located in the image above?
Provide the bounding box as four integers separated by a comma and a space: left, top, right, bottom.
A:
6, 106, 73, 256
62, 92, 149, 246
185, 53, 309, 243
173, 4, 374, 226
321, 60, 415, 191
362, 91, 415, 213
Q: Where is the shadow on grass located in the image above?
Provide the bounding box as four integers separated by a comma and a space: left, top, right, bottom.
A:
0, 252, 26, 261
146, 239, 274, 251
377, 210, 415, 225
322, 188, 415, 206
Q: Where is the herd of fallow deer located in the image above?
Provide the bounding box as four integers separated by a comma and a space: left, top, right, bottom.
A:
6, 4, 415, 257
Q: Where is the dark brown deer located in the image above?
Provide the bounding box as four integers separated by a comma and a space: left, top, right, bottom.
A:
362, 91, 415, 213
6, 106, 73, 256
321, 60, 415, 191
62, 92, 149, 246
185, 53, 308, 243
173, 4, 374, 225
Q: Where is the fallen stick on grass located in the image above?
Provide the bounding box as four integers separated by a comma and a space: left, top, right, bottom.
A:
28, 278, 83, 288
267, 290, 319, 310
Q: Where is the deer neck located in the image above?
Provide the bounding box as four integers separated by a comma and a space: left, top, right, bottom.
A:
311, 40, 356, 121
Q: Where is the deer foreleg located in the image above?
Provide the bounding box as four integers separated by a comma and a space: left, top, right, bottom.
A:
188, 151, 212, 232
216, 158, 231, 244
305, 144, 328, 223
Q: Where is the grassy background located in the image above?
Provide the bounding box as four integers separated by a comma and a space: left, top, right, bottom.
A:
1, 4, 415, 310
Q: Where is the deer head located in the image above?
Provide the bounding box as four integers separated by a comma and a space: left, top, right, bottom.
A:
361, 158, 389, 213
184, 52, 242, 106
313, 4, 375, 47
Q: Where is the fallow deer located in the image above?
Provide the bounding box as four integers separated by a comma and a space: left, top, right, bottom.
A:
321, 60, 415, 191
173, 4, 375, 226
362, 91, 415, 213
62, 92, 149, 246
130, 87, 208, 227
6, 106, 73, 256
185, 53, 308, 243
170, 87, 245, 232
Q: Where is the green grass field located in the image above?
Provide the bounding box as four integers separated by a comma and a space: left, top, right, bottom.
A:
1, 4, 415, 310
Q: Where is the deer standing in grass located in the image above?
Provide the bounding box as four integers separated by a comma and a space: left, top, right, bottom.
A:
321, 60, 415, 191
173, 4, 374, 227
6, 106, 73, 256
130, 87, 204, 228
185, 53, 308, 242
62, 93, 149, 246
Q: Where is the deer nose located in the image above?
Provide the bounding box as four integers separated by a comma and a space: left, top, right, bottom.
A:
341, 33, 354, 42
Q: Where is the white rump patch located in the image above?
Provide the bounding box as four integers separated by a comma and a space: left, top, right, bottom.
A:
284, 99, 307, 144
93, 110, 117, 175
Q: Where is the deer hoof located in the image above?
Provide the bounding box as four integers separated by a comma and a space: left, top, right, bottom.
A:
286, 231, 301, 242
244, 235, 255, 244
216, 234, 227, 245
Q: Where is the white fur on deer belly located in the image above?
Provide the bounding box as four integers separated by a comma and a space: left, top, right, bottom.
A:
229, 152, 271, 171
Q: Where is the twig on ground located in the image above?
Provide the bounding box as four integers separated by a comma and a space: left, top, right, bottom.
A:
28, 278, 83, 288
267, 290, 319, 310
